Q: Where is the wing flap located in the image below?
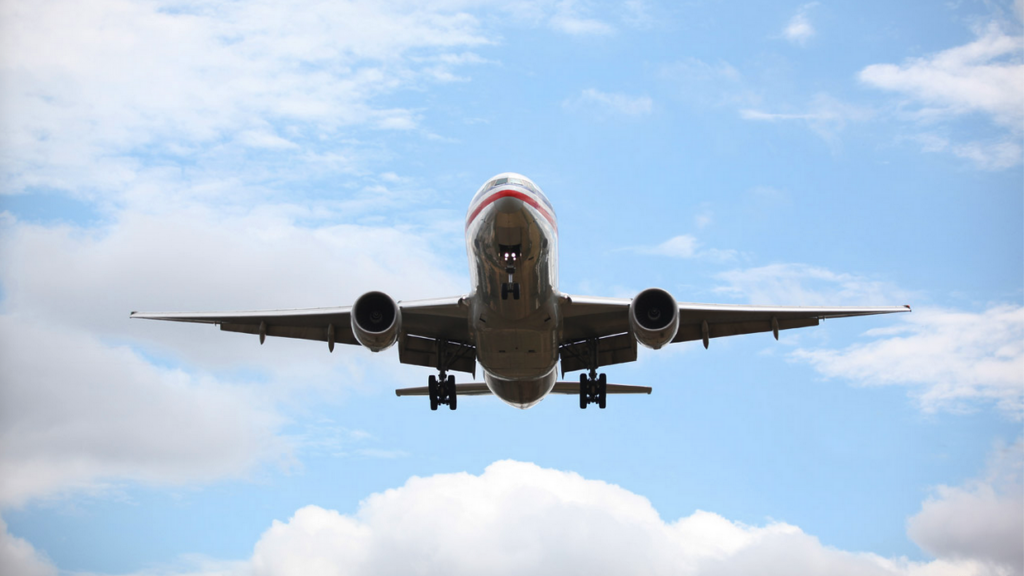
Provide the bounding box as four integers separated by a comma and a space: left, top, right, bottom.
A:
559, 333, 637, 374
397, 334, 476, 375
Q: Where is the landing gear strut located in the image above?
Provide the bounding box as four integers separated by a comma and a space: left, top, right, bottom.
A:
501, 249, 520, 300
579, 369, 607, 409
429, 372, 457, 411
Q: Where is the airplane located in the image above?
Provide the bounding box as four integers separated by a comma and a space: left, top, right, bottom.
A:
132, 172, 910, 410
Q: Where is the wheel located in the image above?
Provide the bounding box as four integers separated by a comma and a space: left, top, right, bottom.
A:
501, 283, 509, 300
428, 375, 438, 411
447, 375, 457, 410
512, 283, 520, 300
579, 373, 588, 409
598, 373, 607, 409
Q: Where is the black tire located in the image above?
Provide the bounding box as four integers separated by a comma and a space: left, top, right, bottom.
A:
579, 373, 588, 409
447, 375, 457, 410
501, 284, 509, 300
513, 283, 521, 300
598, 374, 607, 409
429, 375, 438, 411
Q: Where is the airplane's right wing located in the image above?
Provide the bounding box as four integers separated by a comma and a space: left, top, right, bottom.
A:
131, 295, 478, 373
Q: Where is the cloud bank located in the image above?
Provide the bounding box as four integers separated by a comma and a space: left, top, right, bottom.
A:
17, 459, 1014, 576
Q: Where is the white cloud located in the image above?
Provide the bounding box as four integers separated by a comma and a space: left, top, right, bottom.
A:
0, 0, 493, 199
859, 23, 1024, 129
636, 235, 738, 262
566, 88, 653, 116
109, 460, 1014, 576
504, 0, 614, 35
792, 305, 1024, 417
714, 263, 912, 307
716, 264, 1022, 417
0, 314, 292, 507
0, 203, 466, 504
740, 93, 873, 144
0, 517, 56, 576
783, 4, 817, 46
908, 438, 1023, 574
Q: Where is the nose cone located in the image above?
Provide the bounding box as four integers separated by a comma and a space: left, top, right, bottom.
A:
492, 195, 525, 215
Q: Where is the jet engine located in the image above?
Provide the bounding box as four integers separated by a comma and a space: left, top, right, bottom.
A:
351, 291, 401, 352
629, 288, 679, 349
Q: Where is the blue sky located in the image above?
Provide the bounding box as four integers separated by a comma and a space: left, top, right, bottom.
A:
0, 0, 1022, 574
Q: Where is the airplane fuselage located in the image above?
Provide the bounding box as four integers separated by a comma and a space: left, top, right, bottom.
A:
465, 174, 560, 408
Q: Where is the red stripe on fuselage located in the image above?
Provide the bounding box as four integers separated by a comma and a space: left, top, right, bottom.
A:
465, 189, 558, 232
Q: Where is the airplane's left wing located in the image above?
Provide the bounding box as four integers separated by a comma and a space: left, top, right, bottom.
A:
130, 296, 473, 369
559, 294, 910, 372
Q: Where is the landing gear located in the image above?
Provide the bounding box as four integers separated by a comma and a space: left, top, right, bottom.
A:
429, 373, 457, 411
500, 249, 520, 300
579, 370, 607, 409
501, 282, 520, 300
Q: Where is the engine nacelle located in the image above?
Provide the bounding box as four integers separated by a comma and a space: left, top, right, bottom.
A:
629, 288, 679, 350
351, 291, 401, 352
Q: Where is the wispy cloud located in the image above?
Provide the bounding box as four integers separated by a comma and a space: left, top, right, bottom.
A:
792, 305, 1024, 417
740, 93, 873, 145
859, 21, 1024, 168
0, 0, 494, 201
859, 23, 1024, 129
633, 234, 738, 262
782, 3, 818, 46
714, 263, 912, 307
564, 88, 653, 116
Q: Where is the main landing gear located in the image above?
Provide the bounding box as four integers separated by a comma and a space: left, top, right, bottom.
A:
429, 372, 457, 411
579, 369, 607, 409
500, 248, 520, 300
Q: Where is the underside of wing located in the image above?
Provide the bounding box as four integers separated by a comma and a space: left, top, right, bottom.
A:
131, 296, 476, 372
394, 382, 651, 396
672, 302, 911, 345
559, 293, 910, 370
130, 306, 358, 345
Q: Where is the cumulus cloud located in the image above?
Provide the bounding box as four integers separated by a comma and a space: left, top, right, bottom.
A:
138, 460, 1016, 576
792, 305, 1024, 417
0, 313, 292, 506
0, 203, 465, 504
565, 88, 654, 116
783, 4, 817, 46
908, 438, 1023, 574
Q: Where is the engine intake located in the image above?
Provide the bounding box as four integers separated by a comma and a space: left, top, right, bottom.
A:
629, 288, 679, 349
351, 291, 401, 352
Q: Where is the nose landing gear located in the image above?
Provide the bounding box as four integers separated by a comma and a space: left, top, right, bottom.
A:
500, 247, 520, 300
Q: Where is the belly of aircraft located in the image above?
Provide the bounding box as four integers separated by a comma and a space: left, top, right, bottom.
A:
484, 369, 557, 409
